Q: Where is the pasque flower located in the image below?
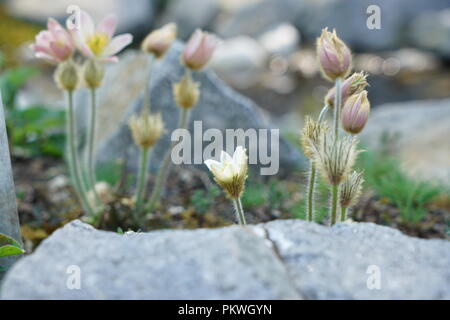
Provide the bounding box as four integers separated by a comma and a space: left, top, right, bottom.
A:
325, 72, 368, 108
68, 10, 132, 62
317, 28, 352, 81
141, 23, 177, 58
182, 29, 219, 70
341, 91, 370, 135
340, 171, 364, 209
300, 116, 329, 159
31, 18, 74, 63
128, 111, 165, 149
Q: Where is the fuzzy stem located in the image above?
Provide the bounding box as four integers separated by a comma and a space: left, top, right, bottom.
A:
333, 77, 342, 139
340, 206, 348, 222
134, 147, 150, 223
330, 184, 339, 226
318, 104, 329, 122
143, 54, 154, 113
66, 90, 94, 216
146, 106, 190, 212
86, 88, 100, 204
233, 197, 247, 225
307, 162, 316, 222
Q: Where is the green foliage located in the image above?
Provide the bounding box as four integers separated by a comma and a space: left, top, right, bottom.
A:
0, 233, 24, 258
190, 186, 220, 214
242, 178, 288, 211
358, 150, 442, 224
96, 160, 124, 187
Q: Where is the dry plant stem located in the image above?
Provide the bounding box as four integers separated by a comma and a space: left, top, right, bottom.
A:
66, 91, 94, 216
146, 107, 190, 212
341, 206, 347, 222
87, 88, 100, 204
330, 184, 338, 226
134, 146, 150, 223
233, 197, 247, 225
333, 77, 342, 139
143, 54, 154, 113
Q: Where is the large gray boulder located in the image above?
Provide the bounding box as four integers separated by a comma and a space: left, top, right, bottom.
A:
2, 219, 450, 299
78, 43, 304, 176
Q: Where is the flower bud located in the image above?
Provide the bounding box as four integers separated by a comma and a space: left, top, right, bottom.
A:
141, 23, 177, 58
83, 59, 105, 89
54, 59, 80, 91
182, 29, 218, 70
88, 181, 113, 206
341, 90, 370, 135
325, 72, 368, 108
300, 116, 329, 159
128, 112, 165, 149
173, 72, 200, 108
340, 171, 364, 209
317, 28, 352, 81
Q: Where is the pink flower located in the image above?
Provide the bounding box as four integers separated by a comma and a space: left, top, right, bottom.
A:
31, 18, 74, 64
182, 29, 218, 70
341, 91, 370, 135
317, 28, 352, 81
68, 10, 133, 62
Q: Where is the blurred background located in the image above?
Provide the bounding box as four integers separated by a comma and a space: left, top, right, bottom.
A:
0, 0, 449, 247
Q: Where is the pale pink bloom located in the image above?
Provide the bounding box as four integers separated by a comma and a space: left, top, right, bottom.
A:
341, 91, 370, 135
31, 18, 74, 64
317, 28, 352, 81
182, 29, 218, 70
67, 10, 133, 62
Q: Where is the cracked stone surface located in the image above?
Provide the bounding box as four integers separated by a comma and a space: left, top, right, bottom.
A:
2, 220, 450, 300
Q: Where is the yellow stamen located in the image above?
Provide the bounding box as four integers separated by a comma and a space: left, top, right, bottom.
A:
87, 33, 109, 56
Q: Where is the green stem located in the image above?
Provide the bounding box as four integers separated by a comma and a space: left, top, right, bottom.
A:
146, 107, 190, 211
66, 90, 94, 216
318, 104, 329, 122
307, 162, 316, 222
233, 197, 247, 225
134, 147, 150, 223
340, 206, 348, 222
87, 88, 100, 204
333, 77, 342, 139
143, 54, 154, 113
330, 184, 339, 226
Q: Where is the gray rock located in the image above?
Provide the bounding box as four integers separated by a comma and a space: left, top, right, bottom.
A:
0, 220, 300, 299
360, 99, 450, 185
2, 219, 450, 299
262, 220, 450, 299
83, 43, 304, 176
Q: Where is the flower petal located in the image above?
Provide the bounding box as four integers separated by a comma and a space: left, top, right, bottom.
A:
204, 159, 221, 172
220, 150, 232, 164
96, 14, 117, 39
79, 10, 95, 39
101, 34, 132, 57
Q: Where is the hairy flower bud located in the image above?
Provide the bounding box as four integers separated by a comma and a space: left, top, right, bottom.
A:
182, 29, 218, 70
325, 72, 368, 108
341, 90, 370, 135
128, 112, 165, 149
54, 59, 80, 91
340, 171, 364, 209
300, 116, 329, 159
173, 72, 200, 108
141, 23, 177, 58
317, 28, 352, 81
83, 59, 105, 89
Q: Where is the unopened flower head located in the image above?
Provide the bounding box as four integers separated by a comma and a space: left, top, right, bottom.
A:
204, 146, 248, 199
300, 116, 329, 159
341, 90, 370, 135
182, 29, 219, 70
54, 59, 80, 91
325, 72, 368, 108
68, 10, 132, 62
340, 171, 364, 209
316, 28, 352, 81
173, 72, 200, 108
310, 133, 359, 186
31, 18, 74, 64
141, 23, 177, 58
128, 111, 165, 149
83, 58, 105, 88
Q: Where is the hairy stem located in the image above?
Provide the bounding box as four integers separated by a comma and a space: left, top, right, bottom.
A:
340, 206, 348, 222
86, 88, 100, 204
330, 184, 339, 226
233, 197, 247, 225
307, 162, 316, 222
333, 77, 342, 139
134, 147, 150, 224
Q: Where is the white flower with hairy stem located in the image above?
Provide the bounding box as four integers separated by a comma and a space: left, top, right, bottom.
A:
67, 10, 132, 62
204, 146, 248, 199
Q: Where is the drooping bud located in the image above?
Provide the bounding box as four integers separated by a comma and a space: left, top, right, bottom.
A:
172, 72, 200, 108
83, 59, 105, 89
325, 72, 368, 108
141, 23, 177, 58
300, 116, 329, 159
316, 28, 352, 81
128, 112, 165, 149
182, 29, 218, 71
340, 171, 364, 209
204, 146, 248, 199
341, 90, 370, 135
54, 59, 80, 91
310, 132, 359, 186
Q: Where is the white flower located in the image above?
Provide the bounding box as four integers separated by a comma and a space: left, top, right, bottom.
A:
204, 146, 248, 198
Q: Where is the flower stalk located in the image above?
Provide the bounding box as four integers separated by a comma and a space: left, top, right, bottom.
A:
233, 197, 247, 226
134, 146, 150, 222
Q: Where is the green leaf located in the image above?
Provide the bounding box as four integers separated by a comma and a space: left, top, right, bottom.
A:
0, 245, 25, 258
0, 233, 22, 248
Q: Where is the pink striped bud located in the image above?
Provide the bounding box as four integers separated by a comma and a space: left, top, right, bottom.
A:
317, 28, 352, 81
341, 91, 370, 135
182, 29, 218, 70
